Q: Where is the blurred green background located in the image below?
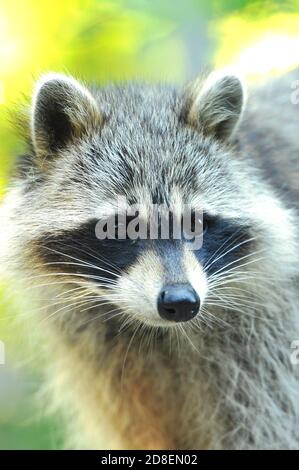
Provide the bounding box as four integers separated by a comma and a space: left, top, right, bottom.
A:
1, 0, 299, 449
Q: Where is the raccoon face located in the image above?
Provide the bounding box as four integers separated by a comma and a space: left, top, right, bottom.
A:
20, 71, 281, 329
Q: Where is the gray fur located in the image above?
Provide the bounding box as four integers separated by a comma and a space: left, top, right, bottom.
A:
0, 69, 299, 449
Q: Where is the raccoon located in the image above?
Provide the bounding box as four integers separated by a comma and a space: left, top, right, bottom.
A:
1, 68, 299, 449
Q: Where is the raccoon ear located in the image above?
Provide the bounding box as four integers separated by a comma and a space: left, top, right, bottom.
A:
186, 71, 245, 141
31, 73, 101, 157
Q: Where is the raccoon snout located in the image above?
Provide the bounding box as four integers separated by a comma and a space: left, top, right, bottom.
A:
157, 284, 200, 323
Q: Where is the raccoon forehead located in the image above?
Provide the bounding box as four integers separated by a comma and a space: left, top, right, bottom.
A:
20, 73, 252, 227
17, 156, 252, 237
93, 81, 182, 122
53, 137, 237, 207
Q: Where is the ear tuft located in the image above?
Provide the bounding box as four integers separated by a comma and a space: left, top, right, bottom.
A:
186, 69, 246, 141
31, 73, 102, 158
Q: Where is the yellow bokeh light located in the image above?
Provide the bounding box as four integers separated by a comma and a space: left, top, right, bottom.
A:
213, 11, 299, 82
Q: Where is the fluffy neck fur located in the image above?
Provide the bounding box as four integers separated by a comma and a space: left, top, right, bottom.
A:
38, 273, 299, 450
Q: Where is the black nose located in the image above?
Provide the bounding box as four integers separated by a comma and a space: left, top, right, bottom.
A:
157, 284, 200, 322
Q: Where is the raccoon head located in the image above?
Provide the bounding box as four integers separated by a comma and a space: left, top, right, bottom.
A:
17, 71, 292, 330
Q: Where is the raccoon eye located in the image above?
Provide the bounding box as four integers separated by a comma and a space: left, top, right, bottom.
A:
202, 216, 209, 234
189, 211, 208, 235
202, 213, 219, 234
187, 212, 214, 239
114, 214, 138, 241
